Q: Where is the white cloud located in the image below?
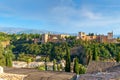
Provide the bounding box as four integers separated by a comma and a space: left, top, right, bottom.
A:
82, 10, 102, 20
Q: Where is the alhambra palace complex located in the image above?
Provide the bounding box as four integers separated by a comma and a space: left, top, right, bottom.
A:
1, 31, 117, 48
41, 31, 117, 43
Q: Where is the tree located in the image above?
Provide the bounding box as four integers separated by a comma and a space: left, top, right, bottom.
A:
53, 59, 57, 71
92, 47, 99, 61
45, 57, 47, 71
57, 64, 61, 71
86, 48, 92, 65
65, 44, 71, 72
4, 48, 14, 67
53, 46, 62, 60
88, 33, 94, 36
41, 43, 52, 55
100, 46, 111, 59
73, 58, 79, 74
0, 44, 5, 66
17, 53, 34, 62
115, 52, 120, 62
52, 44, 66, 61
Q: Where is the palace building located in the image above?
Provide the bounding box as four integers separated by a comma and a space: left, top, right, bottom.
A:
42, 34, 70, 43
78, 32, 117, 43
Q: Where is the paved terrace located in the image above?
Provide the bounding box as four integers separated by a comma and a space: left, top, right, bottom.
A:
4, 68, 76, 80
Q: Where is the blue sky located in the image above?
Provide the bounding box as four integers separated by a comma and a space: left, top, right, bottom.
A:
0, 0, 120, 34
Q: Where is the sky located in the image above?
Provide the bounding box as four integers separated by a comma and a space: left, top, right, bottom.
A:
0, 0, 120, 34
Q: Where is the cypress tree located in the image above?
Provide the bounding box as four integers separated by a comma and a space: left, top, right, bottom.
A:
116, 52, 120, 62
53, 59, 57, 71
73, 58, 79, 74
93, 47, 99, 61
0, 44, 5, 66
4, 48, 14, 67
86, 48, 92, 65
65, 44, 71, 72
57, 64, 60, 71
45, 57, 47, 71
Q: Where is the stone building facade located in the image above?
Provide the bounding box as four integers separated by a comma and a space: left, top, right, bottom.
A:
78, 32, 117, 43
42, 34, 70, 43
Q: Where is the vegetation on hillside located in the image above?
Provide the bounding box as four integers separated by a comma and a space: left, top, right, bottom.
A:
0, 32, 120, 74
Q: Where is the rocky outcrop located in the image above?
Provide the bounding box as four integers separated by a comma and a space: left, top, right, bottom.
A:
86, 61, 119, 73
106, 64, 120, 72
78, 61, 120, 80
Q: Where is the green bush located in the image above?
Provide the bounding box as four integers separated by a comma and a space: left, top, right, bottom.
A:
37, 65, 45, 71
79, 64, 86, 74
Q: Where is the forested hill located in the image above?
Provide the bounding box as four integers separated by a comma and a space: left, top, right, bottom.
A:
0, 32, 120, 67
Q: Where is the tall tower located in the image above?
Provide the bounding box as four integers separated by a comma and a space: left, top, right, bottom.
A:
78, 32, 86, 39
107, 32, 113, 39
42, 34, 48, 43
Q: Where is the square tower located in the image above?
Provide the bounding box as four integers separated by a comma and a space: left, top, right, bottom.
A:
107, 32, 113, 39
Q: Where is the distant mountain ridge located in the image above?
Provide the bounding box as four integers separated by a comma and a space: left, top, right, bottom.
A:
1, 27, 119, 37
0, 27, 77, 36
